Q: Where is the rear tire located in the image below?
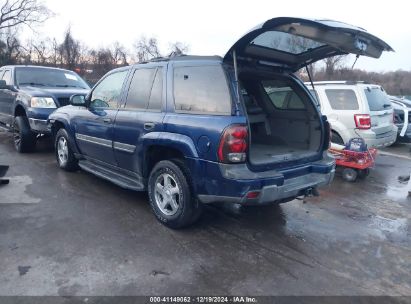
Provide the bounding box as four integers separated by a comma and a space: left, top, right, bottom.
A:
55, 128, 78, 171
331, 131, 344, 145
148, 159, 202, 229
13, 116, 36, 153
342, 168, 357, 182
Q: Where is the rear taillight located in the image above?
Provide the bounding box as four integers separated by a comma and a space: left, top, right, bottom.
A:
218, 125, 248, 163
354, 114, 371, 130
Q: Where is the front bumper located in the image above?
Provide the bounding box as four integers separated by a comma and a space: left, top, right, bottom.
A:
26, 107, 55, 134
28, 118, 49, 133
195, 153, 335, 205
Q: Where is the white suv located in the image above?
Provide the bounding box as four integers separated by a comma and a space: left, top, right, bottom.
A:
306, 81, 397, 147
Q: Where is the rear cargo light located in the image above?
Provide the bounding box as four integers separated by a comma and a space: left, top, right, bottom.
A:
218, 125, 248, 163
354, 114, 371, 130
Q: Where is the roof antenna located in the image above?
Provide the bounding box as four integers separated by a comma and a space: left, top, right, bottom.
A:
352, 54, 360, 69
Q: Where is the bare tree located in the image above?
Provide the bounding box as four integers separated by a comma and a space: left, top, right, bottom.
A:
49, 38, 60, 65
0, 0, 51, 30
59, 27, 81, 70
323, 55, 346, 78
0, 27, 21, 64
133, 36, 161, 62
111, 41, 128, 65
30, 37, 49, 63
168, 41, 189, 56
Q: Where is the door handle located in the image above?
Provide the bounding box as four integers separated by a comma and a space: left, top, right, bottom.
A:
144, 122, 155, 131
102, 118, 112, 124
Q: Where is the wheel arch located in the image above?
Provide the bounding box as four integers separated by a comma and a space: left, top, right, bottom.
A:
50, 119, 80, 154
143, 144, 187, 179
14, 104, 26, 117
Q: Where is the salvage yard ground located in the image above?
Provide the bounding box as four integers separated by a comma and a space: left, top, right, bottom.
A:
0, 129, 410, 296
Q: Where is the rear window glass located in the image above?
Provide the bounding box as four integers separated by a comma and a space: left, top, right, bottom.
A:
262, 81, 306, 110
251, 31, 325, 54
173, 65, 231, 115
325, 89, 359, 110
364, 87, 391, 111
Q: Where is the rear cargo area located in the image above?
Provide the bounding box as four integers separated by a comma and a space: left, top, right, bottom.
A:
240, 72, 322, 165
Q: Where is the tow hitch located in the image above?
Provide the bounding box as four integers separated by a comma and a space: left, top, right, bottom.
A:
296, 187, 319, 202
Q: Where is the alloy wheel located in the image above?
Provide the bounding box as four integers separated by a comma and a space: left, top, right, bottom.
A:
57, 136, 69, 166
154, 173, 181, 216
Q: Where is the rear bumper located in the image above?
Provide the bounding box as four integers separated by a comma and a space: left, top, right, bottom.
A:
198, 170, 334, 205
194, 152, 335, 205
360, 129, 397, 148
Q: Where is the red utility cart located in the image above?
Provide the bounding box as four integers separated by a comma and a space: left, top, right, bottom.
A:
329, 146, 377, 182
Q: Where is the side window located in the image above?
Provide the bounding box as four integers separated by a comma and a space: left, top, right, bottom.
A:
91, 70, 128, 108
2, 70, 12, 85
325, 89, 359, 110
173, 65, 231, 114
288, 92, 305, 109
263, 82, 306, 110
267, 90, 288, 109
147, 68, 163, 110
125, 68, 156, 110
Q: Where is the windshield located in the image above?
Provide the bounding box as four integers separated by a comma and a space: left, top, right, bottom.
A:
15, 67, 89, 89
364, 87, 391, 111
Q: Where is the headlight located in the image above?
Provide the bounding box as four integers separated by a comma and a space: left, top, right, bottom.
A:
30, 97, 57, 108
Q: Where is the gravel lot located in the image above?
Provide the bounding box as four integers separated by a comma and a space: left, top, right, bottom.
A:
0, 130, 410, 296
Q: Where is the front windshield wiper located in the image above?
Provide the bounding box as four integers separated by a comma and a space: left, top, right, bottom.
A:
19, 82, 47, 86
55, 84, 86, 89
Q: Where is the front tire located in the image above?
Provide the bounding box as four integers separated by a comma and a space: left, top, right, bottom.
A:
55, 128, 78, 171
13, 116, 36, 153
148, 160, 202, 229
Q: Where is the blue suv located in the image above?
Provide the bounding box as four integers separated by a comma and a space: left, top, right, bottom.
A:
0, 65, 89, 152
48, 17, 392, 228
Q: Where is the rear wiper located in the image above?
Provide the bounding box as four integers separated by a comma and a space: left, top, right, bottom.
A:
19, 82, 46, 86
383, 104, 392, 108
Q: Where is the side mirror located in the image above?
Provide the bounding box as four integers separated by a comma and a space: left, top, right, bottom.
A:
70, 94, 86, 106
0, 80, 8, 90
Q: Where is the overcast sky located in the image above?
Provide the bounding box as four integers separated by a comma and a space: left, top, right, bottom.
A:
24, 0, 410, 72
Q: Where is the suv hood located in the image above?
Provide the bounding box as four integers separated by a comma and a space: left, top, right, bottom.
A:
20, 86, 89, 106
224, 17, 393, 71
